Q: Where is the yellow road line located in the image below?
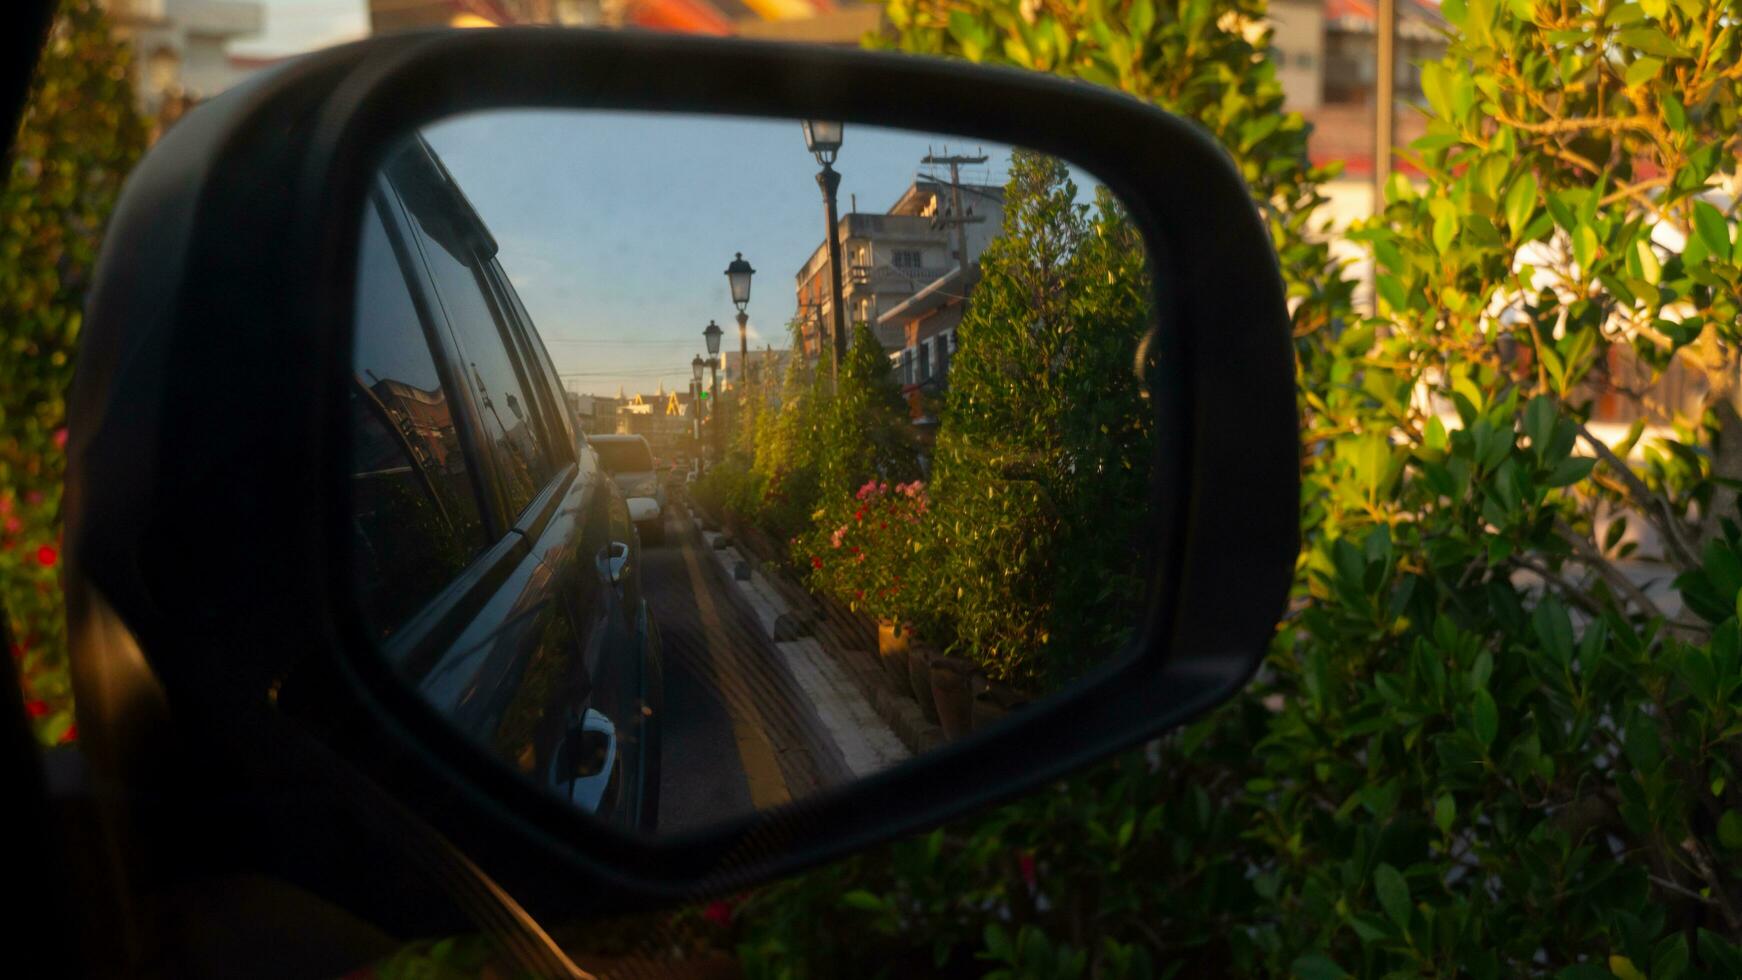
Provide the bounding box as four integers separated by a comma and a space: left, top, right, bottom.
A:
676, 529, 792, 810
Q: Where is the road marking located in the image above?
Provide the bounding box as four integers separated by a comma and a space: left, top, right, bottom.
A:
676, 527, 792, 810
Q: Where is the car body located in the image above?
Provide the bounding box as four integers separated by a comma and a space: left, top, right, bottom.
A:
347, 135, 662, 831
587, 434, 667, 545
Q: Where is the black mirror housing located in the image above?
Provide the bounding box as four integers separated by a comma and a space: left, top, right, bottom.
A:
65, 28, 1298, 930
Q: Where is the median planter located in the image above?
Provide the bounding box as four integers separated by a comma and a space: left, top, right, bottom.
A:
928, 656, 979, 740
876, 619, 911, 690
906, 644, 940, 725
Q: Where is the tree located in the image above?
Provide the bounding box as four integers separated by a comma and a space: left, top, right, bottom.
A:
929, 152, 1155, 686
2, 0, 146, 746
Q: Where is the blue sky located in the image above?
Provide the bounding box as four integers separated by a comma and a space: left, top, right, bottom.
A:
421, 111, 1015, 397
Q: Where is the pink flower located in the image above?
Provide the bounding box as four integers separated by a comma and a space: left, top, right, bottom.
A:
4, 515, 20, 535
1017, 851, 1037, 889
36, 545, 57, 568
25, 700, 48, 718
830, 526, 847, 549
811, 556, 824, 570
53, 428, 68, 450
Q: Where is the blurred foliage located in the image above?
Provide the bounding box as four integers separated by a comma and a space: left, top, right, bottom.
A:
727, 0, 1742, 977
2, 0, 146, 746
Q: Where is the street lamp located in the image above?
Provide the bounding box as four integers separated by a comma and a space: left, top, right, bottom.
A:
703, 320, 723, 459
691, 354, 705, 454
802, 120, 848, 389
725, 251, 755, 387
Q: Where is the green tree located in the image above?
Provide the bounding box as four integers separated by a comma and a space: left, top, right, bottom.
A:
929, 152, 1154, 685
2, 0, 146, 746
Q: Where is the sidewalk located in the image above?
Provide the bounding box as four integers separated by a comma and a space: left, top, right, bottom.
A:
689, 515, 914, 781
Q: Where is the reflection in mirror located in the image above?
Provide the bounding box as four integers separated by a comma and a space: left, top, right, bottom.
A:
347, 110, 1158, 837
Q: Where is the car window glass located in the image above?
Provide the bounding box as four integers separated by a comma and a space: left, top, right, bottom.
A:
403, 190, 554, 518
493, 258, 577, 454
592, 440, 654, 473
349, 197, 488, 638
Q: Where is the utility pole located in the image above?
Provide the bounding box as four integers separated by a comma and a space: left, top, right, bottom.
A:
923, 149, 989, 279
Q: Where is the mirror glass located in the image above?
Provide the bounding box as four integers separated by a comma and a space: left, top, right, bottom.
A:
347, 110, 1161, 837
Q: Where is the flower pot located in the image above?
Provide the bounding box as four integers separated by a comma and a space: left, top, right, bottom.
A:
907, 644, 940, 725
929, 656, 978, 740
876, 620, 911, 690
973, 680, 1029, 733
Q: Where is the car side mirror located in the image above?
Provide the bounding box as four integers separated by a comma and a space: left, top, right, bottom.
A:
63, 28, 1297, 929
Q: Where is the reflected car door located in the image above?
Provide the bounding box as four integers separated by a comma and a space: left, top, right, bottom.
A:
484, 252, 658, 830
373, 140, 648, 830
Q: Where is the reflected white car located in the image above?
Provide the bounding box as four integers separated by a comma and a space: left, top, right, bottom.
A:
590, 434, 666, 544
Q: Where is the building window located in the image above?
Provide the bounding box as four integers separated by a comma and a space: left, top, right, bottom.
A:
918, 339, 931, 382
892, 249, 922, 271
938, 331, 953, 378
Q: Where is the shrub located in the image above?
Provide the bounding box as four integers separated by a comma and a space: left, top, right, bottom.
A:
796, 477, 934, 625
731, 0, 1742, 976
2, 0, 146, 746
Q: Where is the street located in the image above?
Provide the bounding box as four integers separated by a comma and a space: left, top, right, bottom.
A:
642, 499, 867, 834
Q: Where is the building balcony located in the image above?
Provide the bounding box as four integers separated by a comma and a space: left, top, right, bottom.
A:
848, 262, 954, 289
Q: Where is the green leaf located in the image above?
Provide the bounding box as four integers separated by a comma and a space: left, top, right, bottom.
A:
1624, 56, 1663, 86
1431, 198, 1459, 253
1636, 239, 1661, 284
1291, 953, 1349, 980
1638, 0, 1667, 17
1548, 456, 1595, 486
1374, 863, 1411, 929
1505, 172, 1538, 240
1617, 26, 1690, 58
1573, 224, 1598, 270
1719, 810, 1742, 850
1472, 689, 1499, 747
1608, 958, 1648, 980
1434, 792, 1456, 833
1693, 200, 1732, 260
841, 889, 890, 912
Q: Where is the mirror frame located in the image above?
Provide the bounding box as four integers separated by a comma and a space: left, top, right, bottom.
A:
67, 27, 1298, 926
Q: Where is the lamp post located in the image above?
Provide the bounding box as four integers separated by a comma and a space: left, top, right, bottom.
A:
703, 319, 723, 460
691, 354, 705, 468
802, 120, 848, 389
725, 252, 755, 388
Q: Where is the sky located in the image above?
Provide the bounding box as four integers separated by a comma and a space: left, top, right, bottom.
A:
419, 110, 1018, 397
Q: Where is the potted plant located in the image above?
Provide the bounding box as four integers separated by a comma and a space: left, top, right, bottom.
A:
797, 478, 935, 703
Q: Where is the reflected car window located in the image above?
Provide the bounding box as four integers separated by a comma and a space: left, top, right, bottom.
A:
592, 440, 654, 473
349, 196, 488, 638
394, 156, 554, 520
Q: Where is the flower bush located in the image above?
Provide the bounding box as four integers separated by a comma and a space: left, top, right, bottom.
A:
796, 478, 934, 624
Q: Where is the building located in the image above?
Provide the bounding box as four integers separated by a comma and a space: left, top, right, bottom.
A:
723, 347, 793, 392
793, 177, 1004, 356
101, 0, 267, 115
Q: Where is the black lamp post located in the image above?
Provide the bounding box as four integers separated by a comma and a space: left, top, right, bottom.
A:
725, 251, 755, 389
703, 320, 723, 458
690, 354, 705, 465
802, 120, 848, 389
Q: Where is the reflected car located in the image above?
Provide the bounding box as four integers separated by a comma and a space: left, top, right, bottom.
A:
588, 434, 667, 545
346, 135, 662, 831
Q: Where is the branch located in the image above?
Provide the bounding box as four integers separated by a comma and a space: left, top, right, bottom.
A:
1510, 552, 1609, 619
1574, 422, 1701, 570
1490, 111, 1657, 136
1553, 518, 1673, 625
